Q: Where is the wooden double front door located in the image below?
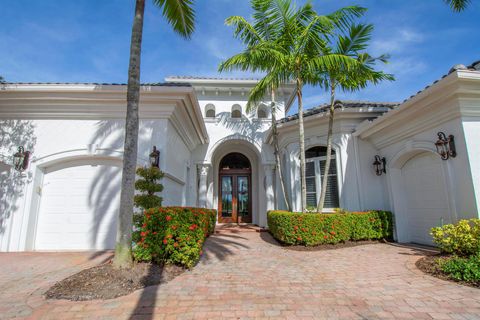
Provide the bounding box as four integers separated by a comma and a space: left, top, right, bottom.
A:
218, 171, 251, 223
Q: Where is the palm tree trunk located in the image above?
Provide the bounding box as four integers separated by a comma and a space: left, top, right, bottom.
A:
113, 0, 145, 269
271, 88, 291, 211
296, 78, 307, 213
317, 83, 335, 213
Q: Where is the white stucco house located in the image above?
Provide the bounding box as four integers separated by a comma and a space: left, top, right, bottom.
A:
1, 60, 479, 251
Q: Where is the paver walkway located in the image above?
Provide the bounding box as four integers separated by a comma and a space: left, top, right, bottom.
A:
1, 226, 480, 320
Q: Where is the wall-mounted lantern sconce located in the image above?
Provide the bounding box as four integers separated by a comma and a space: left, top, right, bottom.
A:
13, 146, 30, 172
149, 146, 160, 168
373, 155, 386, 176
435, 132, 456, 160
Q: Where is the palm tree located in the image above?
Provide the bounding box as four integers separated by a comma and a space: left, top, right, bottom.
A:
229, 0, 365, 213
114, 0, 195, 269
0, 76, 5, 83
314, 23, 394, 213
444, 0, 470, 11
219, 0, 294, 211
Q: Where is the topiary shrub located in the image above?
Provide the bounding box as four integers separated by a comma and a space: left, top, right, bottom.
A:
134, 166, 164, 210
133, 207, 217, 268
267, 210, 393, 246
430, 219, 480, 256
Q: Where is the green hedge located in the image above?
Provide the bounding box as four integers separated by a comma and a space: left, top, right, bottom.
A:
133, 207, 217, 268
267, 210, 393, 246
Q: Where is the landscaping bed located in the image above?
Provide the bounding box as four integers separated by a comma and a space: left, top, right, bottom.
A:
416, 219, 480, 289
267, 210, 393, 246
46, 207, 217, 301
45, 262, 184, 301
416, 255, 480, 289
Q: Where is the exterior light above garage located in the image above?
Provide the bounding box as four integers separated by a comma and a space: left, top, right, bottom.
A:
13, 146, 30, 172
435, 132, 456, 160
149, 146, 160, 168
373, 155, 386, 176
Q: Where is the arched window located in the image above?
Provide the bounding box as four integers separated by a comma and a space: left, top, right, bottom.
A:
257, 105, 268, 119
231, 104, 242, 118
305, 146, 339, 209
205, 104, 216, 118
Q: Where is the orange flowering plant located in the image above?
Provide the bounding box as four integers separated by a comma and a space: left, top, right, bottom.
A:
133, 207, 217, 268
267, 210, 392, 246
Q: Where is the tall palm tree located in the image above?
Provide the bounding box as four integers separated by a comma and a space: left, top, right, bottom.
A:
219, 0, 294, 211
231, 0, 365, 213
314, 23, 394, 213
114, 0, 195, 269
444, 0, 470, 11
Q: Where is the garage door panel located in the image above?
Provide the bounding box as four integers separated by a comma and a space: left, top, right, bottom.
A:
402, 152, 451, 245
35, 163, 120, 251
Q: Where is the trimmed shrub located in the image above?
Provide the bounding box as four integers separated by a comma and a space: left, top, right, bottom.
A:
267, 210, 393, 246
430, 219, 480, 256
439, 253, 480, 283
133, 207, 217, 268
134, 166, 164, 210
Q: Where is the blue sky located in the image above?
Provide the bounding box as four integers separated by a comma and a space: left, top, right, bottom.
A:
0, 0, 478, 115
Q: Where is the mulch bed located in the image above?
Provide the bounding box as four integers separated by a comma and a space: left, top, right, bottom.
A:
416, 255, 480, 289
280, 239, 390, 251
45, 261, 185, 301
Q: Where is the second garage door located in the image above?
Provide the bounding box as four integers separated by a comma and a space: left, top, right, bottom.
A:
35, 161, 121, 251
401, 152, 451, 245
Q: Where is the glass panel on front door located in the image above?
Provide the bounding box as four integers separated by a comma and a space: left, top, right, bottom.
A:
221, 176, 233, 217
237, 176, 249, 218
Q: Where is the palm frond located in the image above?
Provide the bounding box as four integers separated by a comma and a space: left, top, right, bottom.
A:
444, 0, 470, 12
336, 23, 373, 55
225, 16, 263, 45
153, 0, 195, 38
326, 6, 367, 32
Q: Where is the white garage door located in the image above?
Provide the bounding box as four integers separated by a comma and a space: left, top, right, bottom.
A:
35, 161, 121, 251
402, 152, 451, 245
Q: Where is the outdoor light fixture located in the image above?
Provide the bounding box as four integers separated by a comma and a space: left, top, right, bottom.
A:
373, 155, 386, 176
149, 146, 160, 168
435, 132, 456, 160
13, 146, 30, 172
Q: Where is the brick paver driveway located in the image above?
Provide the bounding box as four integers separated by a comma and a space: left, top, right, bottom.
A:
1, 226, 480, 320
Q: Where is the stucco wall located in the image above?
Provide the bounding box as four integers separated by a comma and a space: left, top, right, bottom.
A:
0, 118, 192, 251
462, 119, 480, 217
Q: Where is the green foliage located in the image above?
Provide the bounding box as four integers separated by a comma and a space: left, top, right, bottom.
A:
439, 253, 480, 282
133, 207, 217, 268
267, 210, 393, 246
444, 0, 470, 12
134, 166, 164, 210
153, 0, 195, 38
430, 219, 480, 256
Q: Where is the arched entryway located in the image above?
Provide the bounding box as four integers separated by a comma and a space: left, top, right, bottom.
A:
218, 152, 252, 223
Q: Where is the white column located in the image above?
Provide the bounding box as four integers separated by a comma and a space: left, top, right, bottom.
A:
264, 164, 275, 212
197, 164, 210, 208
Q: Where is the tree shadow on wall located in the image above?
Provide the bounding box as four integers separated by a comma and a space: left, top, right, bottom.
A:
86, 119, 161, 256
216, 112, 266, 143
0, 120, 36, 238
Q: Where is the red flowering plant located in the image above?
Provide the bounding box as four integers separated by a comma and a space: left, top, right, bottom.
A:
133, 207, 217, 268
267, 210, 392, 246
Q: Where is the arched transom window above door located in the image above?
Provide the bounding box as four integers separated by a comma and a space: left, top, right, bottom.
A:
231, 104, 242, 119
305, 146, 340, 209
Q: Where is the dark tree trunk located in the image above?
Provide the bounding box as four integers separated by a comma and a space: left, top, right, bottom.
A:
113, 0, 145, 269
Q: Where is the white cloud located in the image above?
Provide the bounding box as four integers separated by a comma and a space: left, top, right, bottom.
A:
372, 28, 424, 54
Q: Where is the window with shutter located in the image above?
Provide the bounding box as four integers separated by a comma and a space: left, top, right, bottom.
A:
304, 146, 340, 209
